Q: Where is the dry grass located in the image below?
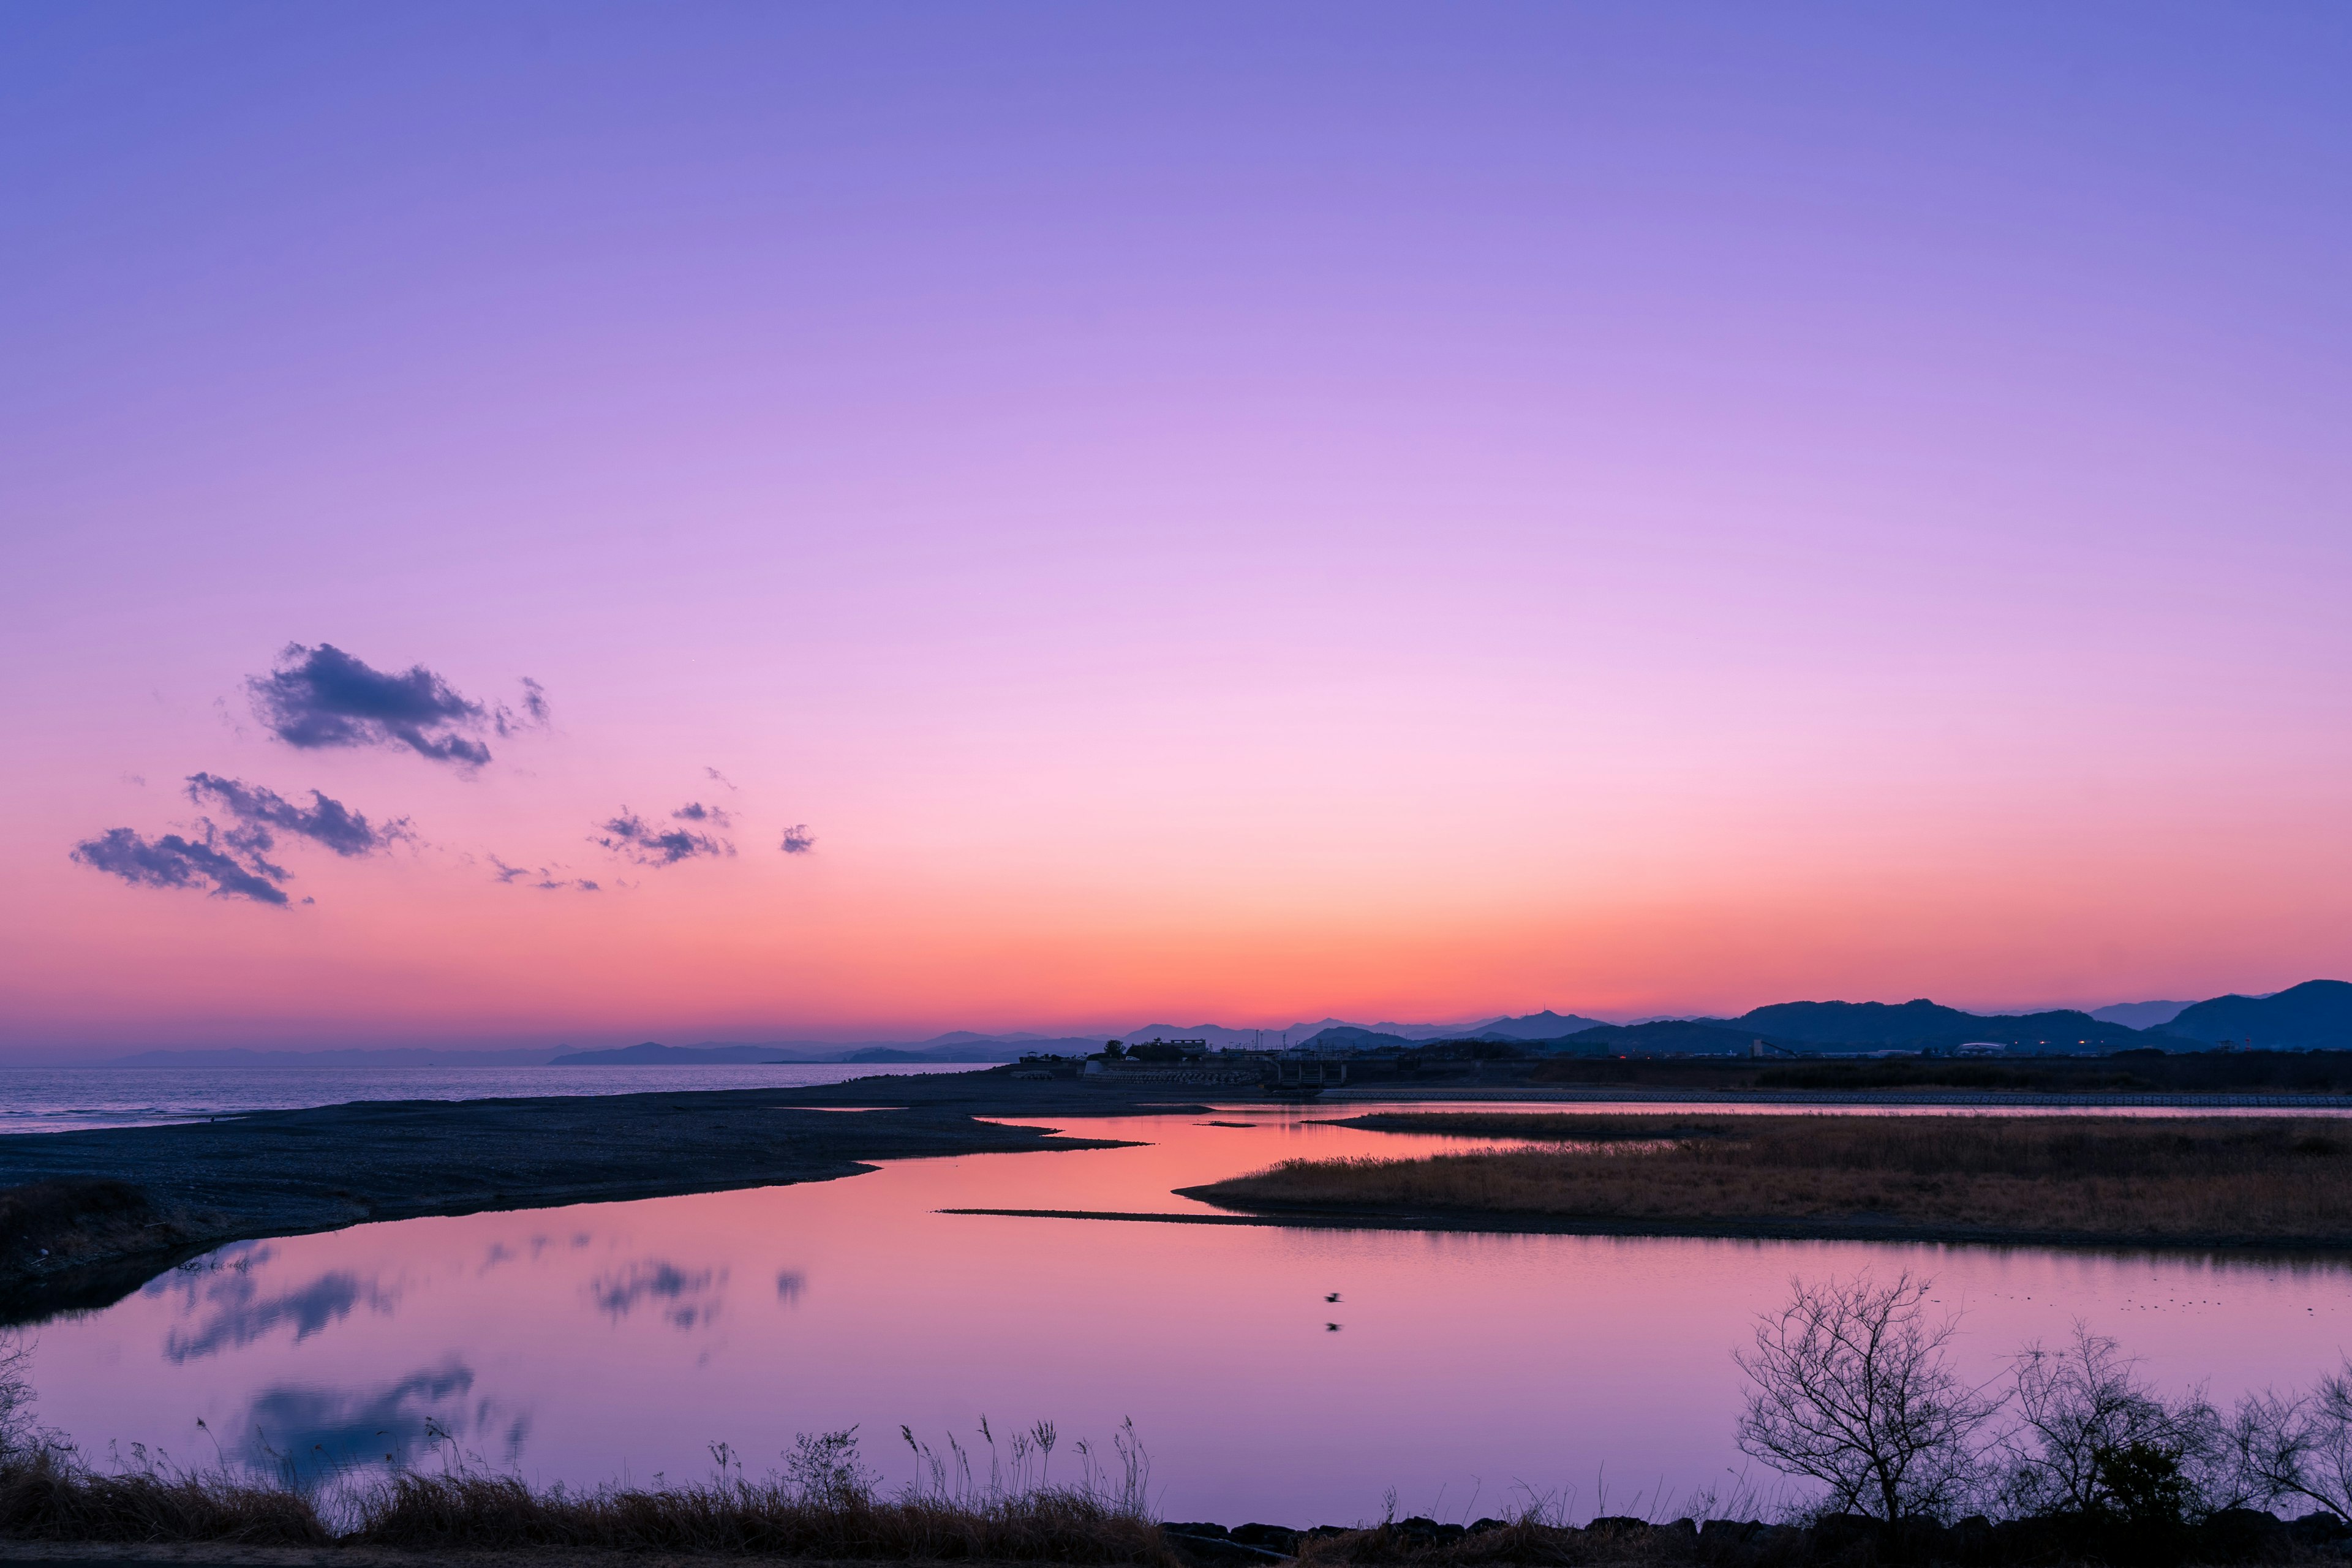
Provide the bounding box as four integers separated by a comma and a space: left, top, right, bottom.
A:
0, 1449, 330, 1544
0, 1181, 164, 1270
356, 1474, 1178, 1561
1192, 1115, 2352, 1244
0, 1412, 1177, 1563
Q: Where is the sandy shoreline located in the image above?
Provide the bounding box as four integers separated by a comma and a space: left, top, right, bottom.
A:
0, 1072, 1201, 1320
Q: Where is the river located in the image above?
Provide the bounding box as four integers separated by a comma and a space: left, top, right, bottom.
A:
20, 1101, 2352, 1524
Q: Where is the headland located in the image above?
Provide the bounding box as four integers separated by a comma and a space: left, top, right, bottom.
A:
0, 1071, 1196, 1320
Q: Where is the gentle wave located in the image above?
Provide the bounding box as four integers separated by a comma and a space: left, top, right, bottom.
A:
0, 1063, 984, 1134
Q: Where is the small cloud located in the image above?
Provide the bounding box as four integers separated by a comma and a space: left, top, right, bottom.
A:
671, 801, 731, 827
185, 774, 410, 858
123, 773, 147, 788
594, 807, 733, 867
779, 824, 816, 855
704, 767, 739, 791
72, 827, 289, 905
247, 644, 542, 769
488, 854, 598, 892
249, 643, 488, 766
507, 677, 552, 732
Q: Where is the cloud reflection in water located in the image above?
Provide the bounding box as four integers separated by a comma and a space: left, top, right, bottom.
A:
585, 1261, 727, 1330
234, 1363, 527, 1475
164, 1268, 398, 1363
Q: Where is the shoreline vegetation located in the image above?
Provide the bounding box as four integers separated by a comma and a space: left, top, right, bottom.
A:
1521, 1050, 2352, 1098
8, 1317, 2352, 1568
1178, 1114, 2352, 1250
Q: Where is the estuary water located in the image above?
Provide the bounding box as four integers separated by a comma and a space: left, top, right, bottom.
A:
20, 1102, 2352, 1525
0, 1063, 982, 1134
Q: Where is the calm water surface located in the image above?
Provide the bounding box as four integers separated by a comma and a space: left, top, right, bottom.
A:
0, 1063, 981, 1134
24, 1104, 2352, 1523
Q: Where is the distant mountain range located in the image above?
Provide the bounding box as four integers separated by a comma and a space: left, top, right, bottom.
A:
2154, 981, 2352, 1049
1290, 984, 2352, 1056
86, 981, 2352, 1066
1118, 1011, 1608, 1047
2089, 1000, 2192, 1029
101, 1046, 570, 1068
546, 1036, 1106, 1066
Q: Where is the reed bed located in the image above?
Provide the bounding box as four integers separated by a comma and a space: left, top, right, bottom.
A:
0, 1416, 1177, 1561
1196, 1115, 2352, 1243
355, 1472, 1178, 1560
0, 1447, 330, 1544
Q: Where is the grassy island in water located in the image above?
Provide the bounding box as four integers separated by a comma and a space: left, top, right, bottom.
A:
1180, 1113, 2352, 1249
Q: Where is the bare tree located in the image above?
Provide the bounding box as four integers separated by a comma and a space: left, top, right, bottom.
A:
1735, 1271, 2000, 1521
0, 1331, 34, 1458
2230, 1364, 2352, 1520
2002, 1325, 2223, 1522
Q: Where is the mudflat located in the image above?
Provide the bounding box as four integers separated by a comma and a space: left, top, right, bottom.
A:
0, 1072, 1194, 1319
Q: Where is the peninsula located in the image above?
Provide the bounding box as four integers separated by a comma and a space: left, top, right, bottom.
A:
0, 1072, 1189, 1320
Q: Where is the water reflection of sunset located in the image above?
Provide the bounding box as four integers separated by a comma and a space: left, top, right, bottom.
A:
28, 1114, 2352, 1521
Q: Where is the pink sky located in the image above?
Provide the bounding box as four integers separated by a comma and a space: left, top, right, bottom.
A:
4, 7, 2348, 1054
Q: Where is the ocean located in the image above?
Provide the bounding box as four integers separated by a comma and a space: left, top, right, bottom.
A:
0, 1062, 985, 1134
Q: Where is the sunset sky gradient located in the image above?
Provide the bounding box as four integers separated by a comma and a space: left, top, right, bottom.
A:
5, 6, 2348, 1053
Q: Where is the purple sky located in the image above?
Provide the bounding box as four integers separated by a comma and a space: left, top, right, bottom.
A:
4, 6, 2348, 1053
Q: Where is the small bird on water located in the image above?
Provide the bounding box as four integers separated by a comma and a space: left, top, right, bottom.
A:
1325, 1292, 1340, 1302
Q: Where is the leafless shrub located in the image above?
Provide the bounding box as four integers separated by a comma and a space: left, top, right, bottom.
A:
786, 1425, 878, 1506
1735, 1271, 2000, 1520
2000, 1325, 2224, 1523
2226, 1362, 2352, 1521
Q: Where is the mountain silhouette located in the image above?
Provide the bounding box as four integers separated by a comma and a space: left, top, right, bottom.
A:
2156, 980, 2352, 1048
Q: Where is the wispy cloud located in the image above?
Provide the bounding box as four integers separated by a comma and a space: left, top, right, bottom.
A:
671, 801, 731, 826
594, 807, 734, 866
487, 854, 600, 892
779, 824, 816, 854
503, 677, 551, 734
186, 774, 410, 856
246, 644, 546, 768
71, 827, 289, 905
704, 766, 739, 791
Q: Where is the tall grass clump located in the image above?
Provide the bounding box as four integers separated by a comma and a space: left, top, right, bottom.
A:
0, 1319, 1169, 1559
0, 1330, 326, 1544
353, 1419, 1174, 1561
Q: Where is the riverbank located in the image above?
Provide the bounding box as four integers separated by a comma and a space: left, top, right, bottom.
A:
0, 1476, 2342, 1567
1175, 1113, 2352, 1250
0, 1072, 1197, 1319
0, 1451, 2346, 1568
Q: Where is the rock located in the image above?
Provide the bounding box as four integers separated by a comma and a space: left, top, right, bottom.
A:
1586, 1515, 1651, 1534
1808, 1513, 1884, 1555
2291, 1509, 2352, 1547
1231, 1522, 1303, 1555
2201, 1505, 2290, 1560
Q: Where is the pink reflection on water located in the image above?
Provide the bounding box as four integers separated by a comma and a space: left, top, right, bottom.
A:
24, 1109, 2352, 1523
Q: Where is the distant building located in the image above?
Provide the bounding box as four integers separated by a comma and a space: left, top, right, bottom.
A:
1955, 1041, 2007, 1057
